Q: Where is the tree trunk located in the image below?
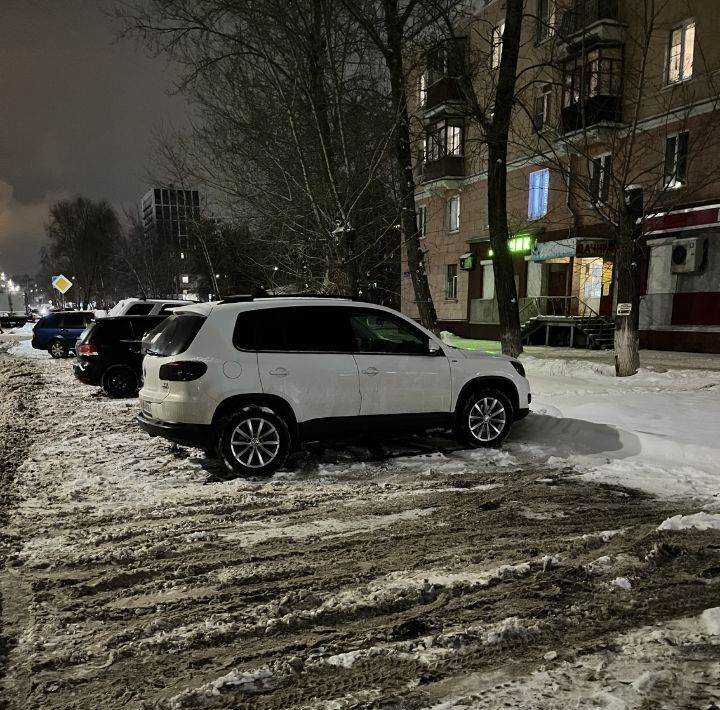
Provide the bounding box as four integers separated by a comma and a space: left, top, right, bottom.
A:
485, 0, 524, 357
384, 3, 438, 332
487, 141, 522, 356
613, 225, 641, 376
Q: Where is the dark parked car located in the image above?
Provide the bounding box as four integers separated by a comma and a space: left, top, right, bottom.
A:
32, 311, 95, 358
73, 315, 167, 397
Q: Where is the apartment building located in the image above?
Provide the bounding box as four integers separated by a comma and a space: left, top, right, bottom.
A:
405, 0, 720, 352
141, 187, 202, 299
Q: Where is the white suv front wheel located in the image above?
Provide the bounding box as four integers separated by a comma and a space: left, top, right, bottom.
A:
217, 408, 290, 477
457, 388, 514, 448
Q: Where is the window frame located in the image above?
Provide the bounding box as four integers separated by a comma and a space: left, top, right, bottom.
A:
667, 19, 695, 84
446, 263, 458, 300
534, 83, 552, 130
491, 21, 505, 69
528, 168, 550, 219
425, 120, 464, 162
590, 153, 612, 204
448, 195, 461, 232
663, 131, 689, 189
562, 47, 623, 108
536, 0, 555, 44
416, 205, 427, 239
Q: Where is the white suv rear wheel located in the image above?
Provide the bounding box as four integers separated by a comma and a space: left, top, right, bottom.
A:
218, 408, 290, 477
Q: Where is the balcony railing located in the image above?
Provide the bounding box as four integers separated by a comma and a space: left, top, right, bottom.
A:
422, 155, 465, 182
560, 0, 619, 36
425, 77, 463, 112
561, 95, 622, 133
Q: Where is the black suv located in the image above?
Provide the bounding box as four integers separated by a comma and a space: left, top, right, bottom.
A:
73, 315, 167, 397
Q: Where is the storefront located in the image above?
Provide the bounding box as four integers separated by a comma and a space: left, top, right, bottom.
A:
641, 203, 720, 353
526, 237, 614, 317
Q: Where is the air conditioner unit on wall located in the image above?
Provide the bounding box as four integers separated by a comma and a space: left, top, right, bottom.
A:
671, 237, 706, 273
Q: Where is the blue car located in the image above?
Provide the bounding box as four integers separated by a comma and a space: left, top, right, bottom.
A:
32, 311, 95, 358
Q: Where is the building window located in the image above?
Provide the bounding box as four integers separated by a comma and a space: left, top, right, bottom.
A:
491, 21, 504, 68
181, 275, 190, 285
590, 153, 612, 203
446, 264, 458, 300
180, 251, 185, 260
448, 195, 460, 232
536, 0, 555, 43
563, 47, 623, 107
418, 71, 427, 107
528, 169, 550, 219
425, 121, 463, 161
668, 20, 695, 83
482, 264, 495, 300
447, 125, 463, 156
534, 84, 552, 129
416, 205, 427, 239
663, 131, 689, 189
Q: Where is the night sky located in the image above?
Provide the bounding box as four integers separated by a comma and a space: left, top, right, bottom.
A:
0, 0, 190, 277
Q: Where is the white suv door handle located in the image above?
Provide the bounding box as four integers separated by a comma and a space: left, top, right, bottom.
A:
361, 367, 379, 376
269, 368, 288, 377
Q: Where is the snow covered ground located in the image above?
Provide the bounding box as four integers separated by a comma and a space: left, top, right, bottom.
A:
1, 335, 719, 708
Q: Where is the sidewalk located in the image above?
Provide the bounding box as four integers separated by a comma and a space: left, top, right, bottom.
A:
441, 332, 720, 372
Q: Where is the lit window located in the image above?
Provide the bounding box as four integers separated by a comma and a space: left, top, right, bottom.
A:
446, 264, 458, 299
528, 169, 550, 219
448, 196, 460, 232
416, 205, 427, 238
668, 20, 695, 83
181, 275, 190, 284
482, 264, 494, 300
180, 252, 185, 260
590, 154, 612, 203
447, 126, 463, 155
663, 132, 689, 188
491, 21, 504, 68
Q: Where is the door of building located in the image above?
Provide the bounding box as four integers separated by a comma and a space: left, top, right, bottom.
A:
546, 259, 572, 315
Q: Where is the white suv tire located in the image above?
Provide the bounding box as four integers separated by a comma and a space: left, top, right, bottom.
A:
457, 388, 514, 448
217, 407, 291, 477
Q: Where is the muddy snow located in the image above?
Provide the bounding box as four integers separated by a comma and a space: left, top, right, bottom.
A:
1, 345, 720, 709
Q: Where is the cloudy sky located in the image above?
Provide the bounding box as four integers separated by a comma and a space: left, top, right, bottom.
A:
0, 0, 190, 278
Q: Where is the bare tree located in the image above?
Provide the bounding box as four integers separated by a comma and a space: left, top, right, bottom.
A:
339, 0, 439, 329
44, 197, 121, 308
119, 0, 402, 304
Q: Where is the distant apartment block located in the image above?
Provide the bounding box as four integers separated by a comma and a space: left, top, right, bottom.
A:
141, 187, 201, 299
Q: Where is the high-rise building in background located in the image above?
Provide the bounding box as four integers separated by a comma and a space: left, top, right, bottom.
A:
141, 187, 201, 299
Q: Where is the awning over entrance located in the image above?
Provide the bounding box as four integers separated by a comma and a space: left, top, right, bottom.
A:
529, 238, 576, 261
644, 203, 720, 236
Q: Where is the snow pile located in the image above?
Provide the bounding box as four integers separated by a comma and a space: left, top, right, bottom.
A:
657, 512, 720, 531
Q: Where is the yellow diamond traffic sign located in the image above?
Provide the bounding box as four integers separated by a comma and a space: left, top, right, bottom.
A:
52, 275, 73, 294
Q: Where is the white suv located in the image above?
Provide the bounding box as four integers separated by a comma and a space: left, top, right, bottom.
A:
136, 297, 531, 476
107, 298, 191, 317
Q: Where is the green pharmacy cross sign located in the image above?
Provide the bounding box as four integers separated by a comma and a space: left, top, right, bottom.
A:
52, 275, 73, 294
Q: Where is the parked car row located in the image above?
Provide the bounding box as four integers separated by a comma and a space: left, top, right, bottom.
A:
31, 296, 532, 477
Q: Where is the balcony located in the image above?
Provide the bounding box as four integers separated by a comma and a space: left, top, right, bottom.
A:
422, 156, 465, 183
561, 95, 622, 133
425, 77, 464, 114
557, 0, 625, 59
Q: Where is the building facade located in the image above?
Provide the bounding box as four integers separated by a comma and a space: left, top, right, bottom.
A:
141, 187, 202, 299
404, 0, 720, 353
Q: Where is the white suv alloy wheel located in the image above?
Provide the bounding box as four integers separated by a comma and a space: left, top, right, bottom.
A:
230, 417, 281, 469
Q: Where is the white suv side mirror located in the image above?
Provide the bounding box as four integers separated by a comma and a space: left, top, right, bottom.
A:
428, 340, 443, 356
